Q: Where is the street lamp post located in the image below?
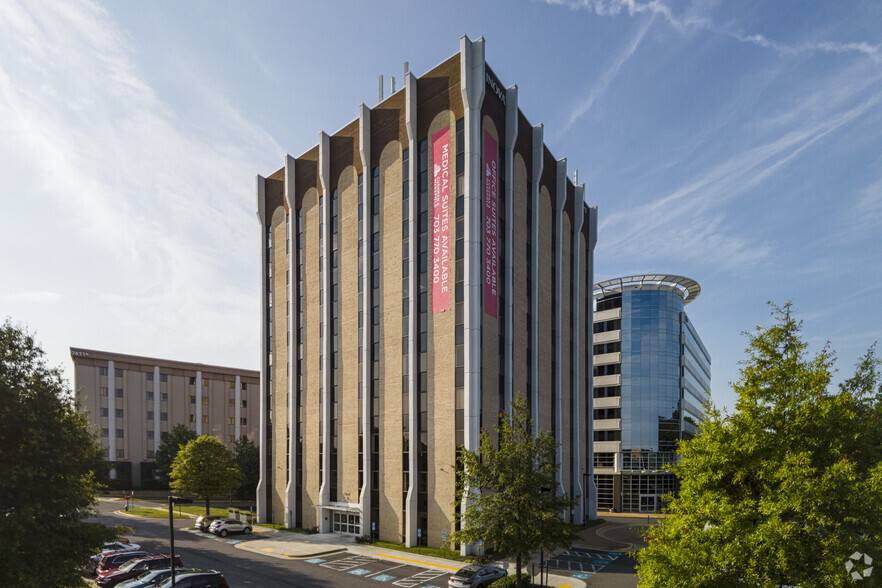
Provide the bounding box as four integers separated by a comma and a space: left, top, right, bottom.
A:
168, 495, 193, 587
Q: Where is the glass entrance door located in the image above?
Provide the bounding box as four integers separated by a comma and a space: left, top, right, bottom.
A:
639, 495, 658, 513
332, 511, 361, 534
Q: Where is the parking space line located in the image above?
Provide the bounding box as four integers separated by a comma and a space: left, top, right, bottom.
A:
366, 564, 405, 578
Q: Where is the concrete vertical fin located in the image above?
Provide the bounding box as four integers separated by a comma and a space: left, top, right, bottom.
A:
357, 106, 372, 538
530, 125, 543, 436
554, 159, 567, 494
318, 132, 331, 530
503, 85, 518, 415
256, 173, 268, 522
284, 154, 297, 527
571, 186, 585, 524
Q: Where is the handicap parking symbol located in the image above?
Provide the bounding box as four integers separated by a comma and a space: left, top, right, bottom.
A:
372, 574, 396, 582
349, 569, 372, 576
304, 558, 326, 564
572, 572, 592, 579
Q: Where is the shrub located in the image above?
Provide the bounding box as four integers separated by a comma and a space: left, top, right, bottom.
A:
489, 573, 532, 588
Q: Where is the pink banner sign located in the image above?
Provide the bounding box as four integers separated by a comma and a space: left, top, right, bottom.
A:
483, 130, 498, 318
431, 126, 452, 314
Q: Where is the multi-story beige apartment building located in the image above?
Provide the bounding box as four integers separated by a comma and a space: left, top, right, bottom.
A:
71, 347, 260, 489
255, 36, 599, 548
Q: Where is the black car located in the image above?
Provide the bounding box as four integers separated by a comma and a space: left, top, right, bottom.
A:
156, 570, 228, 588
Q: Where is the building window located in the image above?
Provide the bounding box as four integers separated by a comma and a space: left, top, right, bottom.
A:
189, 377, 196, 385
116, 429, 124, 438
202, 415, 208, 424
202, 378, 208, 387
146, 372, 154, 381
161, 392, 168, 401
147, 450, 154, 459
240, 418, 247, 425
241, 400, 247, 408
160, 412, 168, 421
147, 430, 154, 440
116, 449, 125, 459
202, 396, 209, 405
101, 428, 108, 437
115, 409, 123, 418
241, 382, 247, 390
161, 373, 168, 383
228, 381, 234, 389
147, 411, 154, 421
100, 408, 108, 417
99, 367, 107, 376
189, 415, 195, 423
115, 388, 123, 398
228, 417, 234, 425
190, 395, 196, 404
228, 399, 235, 408
99, 387, 108, 396
146, 391, 154, 401
228, 435, 235, 443
115, 368, 123, 378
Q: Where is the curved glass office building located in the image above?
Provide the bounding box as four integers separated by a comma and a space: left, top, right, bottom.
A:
592, 275, 711, 512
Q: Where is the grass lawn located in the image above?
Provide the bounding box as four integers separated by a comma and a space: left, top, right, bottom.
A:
177, 506, 230, 517
371, 541, 471, 563
125, 507, 188, 519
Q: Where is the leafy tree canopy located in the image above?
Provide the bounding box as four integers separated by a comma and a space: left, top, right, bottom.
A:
154, 423, 197, 488
636, 303, 882, 588
449, 395, 577, 586
233, 435, 259, 501
171, 435, 241, 516
0, 319, 119, 587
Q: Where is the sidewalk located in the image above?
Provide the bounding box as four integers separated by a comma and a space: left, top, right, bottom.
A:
236, 531, 586, 587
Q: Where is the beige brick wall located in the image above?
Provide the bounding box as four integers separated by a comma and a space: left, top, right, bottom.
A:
301, 186, 321, 530
511, 154, 529, 403
536, 187, 554, 435
338, 165, 361, 506
379, 141, 404, 541
560, 213, 572, 518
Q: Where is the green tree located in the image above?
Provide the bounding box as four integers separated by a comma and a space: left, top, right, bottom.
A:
154, 423, 197, 488
233, 435, 259, 501
448, 395, 577, 587
171, 435, 241, 516
0, 319, 119, 587
636, 303, 882, 587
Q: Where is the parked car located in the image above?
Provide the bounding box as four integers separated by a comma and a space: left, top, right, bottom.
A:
96, 554, 183, 587
195, 515, 225, 532
95, 551, 152, 575
155, 570, 228, 588
92, 540, 142, 561
448, 564, 507, 588
208, 518, 251, 537
117, 567, 203, 588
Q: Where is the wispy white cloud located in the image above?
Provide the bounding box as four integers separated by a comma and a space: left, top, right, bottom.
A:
561, 15, 653, 133
2, 291, 64, 303
0, 0, 281, 359
545, 0, 882, 61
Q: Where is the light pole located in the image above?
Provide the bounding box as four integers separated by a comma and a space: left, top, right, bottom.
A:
168, 495, 193, 587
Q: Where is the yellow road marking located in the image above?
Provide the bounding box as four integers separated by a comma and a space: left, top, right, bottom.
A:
560, 585, 573, 588
262, 548, 275, 552
375, 553, 460, 570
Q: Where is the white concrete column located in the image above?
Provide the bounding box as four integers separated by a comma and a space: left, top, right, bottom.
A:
256, 173, 269, 522
571, 188, 585, 524
403, 75, 419, 547
195, 370, 203, 436
358, 105, 372, 538
460, 34, 486, 556
503, 85, 517, 414
530, 126, 543, 436
318, 131, 332, 532
554, 159, 567, 494
108, 360, 116, 479
283, 153, 297, 528
153, 366, 160, 459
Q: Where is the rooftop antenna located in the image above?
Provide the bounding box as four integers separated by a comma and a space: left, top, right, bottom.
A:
379, 75, 384, 102
574, 169, 579, 184
391, 76, 396, 94
403, 61, 409, 77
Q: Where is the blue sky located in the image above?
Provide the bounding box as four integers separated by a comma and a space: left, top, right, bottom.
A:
1, 0, 880, 412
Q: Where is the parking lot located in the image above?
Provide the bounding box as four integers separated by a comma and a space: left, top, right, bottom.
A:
301, 553, 453, 587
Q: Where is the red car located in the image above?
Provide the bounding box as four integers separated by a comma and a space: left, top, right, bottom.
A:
96, 554, 183, 587
95, 551, 152, 575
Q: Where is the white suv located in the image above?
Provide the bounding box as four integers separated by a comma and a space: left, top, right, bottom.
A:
208, 518, 252, 537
